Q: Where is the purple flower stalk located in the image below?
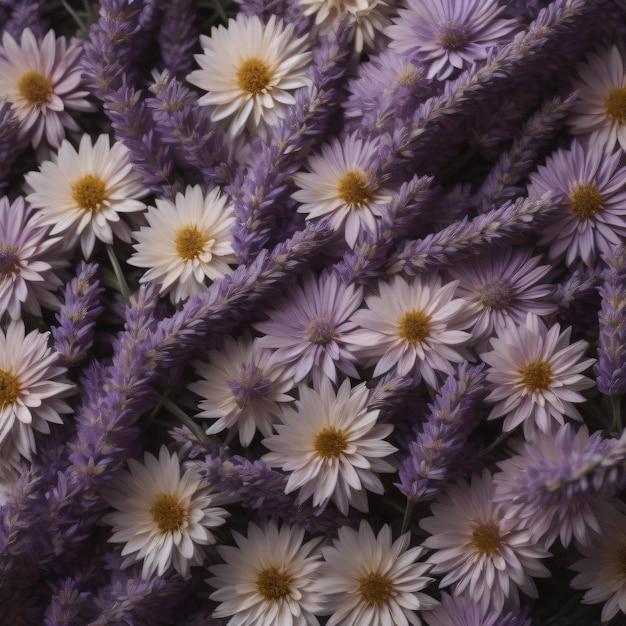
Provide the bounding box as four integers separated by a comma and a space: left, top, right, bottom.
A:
3, 0, 47, 39
397, 362, 486, 501
155, 0, 198, 77
0, 101, 26, 191
52, 263, 105, 367
595, 246, 626, 396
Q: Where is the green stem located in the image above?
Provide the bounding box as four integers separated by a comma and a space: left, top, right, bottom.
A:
479, 429, 512, 458
60, 0, 87, 31
163, 398, 208, 443
106, 244, 131, 303
401, 500, 415, 535
610, 394, 623, 433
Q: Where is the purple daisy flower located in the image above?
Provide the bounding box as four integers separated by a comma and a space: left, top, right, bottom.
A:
527, 139, 626, 267
386, 0, 518, 81
254, 271, 363, 388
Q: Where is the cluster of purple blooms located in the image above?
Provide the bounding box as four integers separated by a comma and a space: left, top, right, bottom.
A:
1, 0, 626, 623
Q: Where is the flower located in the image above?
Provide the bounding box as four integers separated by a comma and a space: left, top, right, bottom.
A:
0, 320, 74, 459
186, 14, 312, 137
420, 470, 551, 613
298, 0, 393, 53
480, 313, 595, 440
292, 132, 393, 248
0, 195, 67, 321
567, 45, 626, 154
24, 133, 148, 258
208, 520, 324, 626
254, 270, 363, 388
128, 184, 236, 303
570, 507, 626, 623
313, 520, 437, 626
345, 273, 473, 385
0, 28, 94, 149
448, 246, 556, 344
386, 0, 518, 80
262, 378, 396, 515
526, 139, 626, 267
103, 446, 229, 579
188, 334, 294, 447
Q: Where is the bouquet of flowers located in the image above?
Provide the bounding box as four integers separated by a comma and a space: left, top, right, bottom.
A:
1, 0, 626, 623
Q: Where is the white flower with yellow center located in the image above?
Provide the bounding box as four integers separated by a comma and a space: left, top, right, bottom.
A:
0, 320, 74, 460
128, 184, 236, 303
262, 378, 396, 515
314, 520, 438, 626
103, 446, 229, 580
186, 14, 312, 138
0, 28, 94, 148
208, 521, 325, 626
24, 133, 148, 258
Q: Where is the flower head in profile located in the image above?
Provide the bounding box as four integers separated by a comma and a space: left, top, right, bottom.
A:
0, 28, 94, 148
313, 520, 437, 626
208, 521, 325, 626
24, 134, 148, 258
0, 320, 74, 459
292, 133, 393, 248
567, 45, 626, 153
570, 507, 626, 623
449, 247, 556, 344
346, 273, 473, 386
103, 446, 229, 580
420, 470, 551, 613
189, 334, 293, 447
254, 270, 363, 388
262, 378, 396, 515
526, 139, 626, 267
0, 195, 67, 321
128, 185, 236, 303
187, 14, 311, 138
481, 313, 595, 441
386, 0, 518, 80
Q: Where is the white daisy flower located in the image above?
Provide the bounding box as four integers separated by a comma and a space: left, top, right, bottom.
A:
420, 470, 551, 614
24, 133, 149, 258
208, 520, 325, 626
103, 446, 229, 580
313, 520, 438, 626
0, 28, 94, 149
570, 508, 626, 622
186, 14, 312, 138
292, 132, 394, 248
262, 378, 396, 515
188, 334, 294, 447
0, 320, 74, 459
345, 273, 473, 385
480, 312, 595, 441
567, 45, 626, 153
128, 184, 236, 303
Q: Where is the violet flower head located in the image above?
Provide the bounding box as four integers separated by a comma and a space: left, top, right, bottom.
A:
595, 246, 626, 396
386, 0, 519, 81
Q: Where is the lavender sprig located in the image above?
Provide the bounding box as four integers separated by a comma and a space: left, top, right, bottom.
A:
595, 247, 626, 396
397, 363, 487, 502
0, 101, 25, 192
3, 0, 47, 38
156, 0, 198, 77
52, 263, 105, 367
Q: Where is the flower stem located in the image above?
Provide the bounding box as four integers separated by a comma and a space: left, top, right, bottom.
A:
163, 398, 208, 443
401, 499, 415, 535
105, 244, 131, 303
610, 394, 623, 434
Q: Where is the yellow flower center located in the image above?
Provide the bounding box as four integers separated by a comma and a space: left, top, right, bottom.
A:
256, 566, 293, 601
0, 370, 19, 407
0, 245, 20, 276
605, 87, 626, 125
175, 226, 209, 260
520, 360, 552, 392
337, 170, 374, 207
478, 277, 512, 310
358, 572, 394, 605
237, 57, 272, 95
471, 521, 501, 555
437, 22, 469, 51
304, 315, 335, 346
71, 175, 107, 213
149, 494, 188, 534
314, 427, 348, 459
17, 70, 52, 105
569, 184, 603, 221
398, 309, 432, 345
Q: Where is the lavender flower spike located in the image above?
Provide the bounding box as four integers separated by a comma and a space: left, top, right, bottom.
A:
595, 246, 626, 396
52, 263, 104, 367
397, 362, 486, 502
